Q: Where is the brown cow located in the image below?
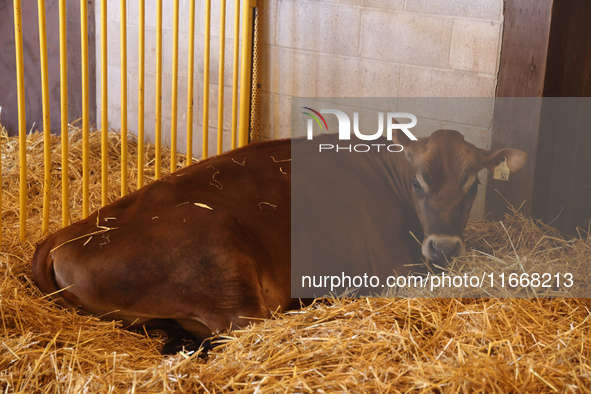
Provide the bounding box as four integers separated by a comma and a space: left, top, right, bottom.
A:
32, 129, 527, 353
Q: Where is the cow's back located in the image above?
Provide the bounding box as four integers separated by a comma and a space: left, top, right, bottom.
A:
32, 139, 295, 333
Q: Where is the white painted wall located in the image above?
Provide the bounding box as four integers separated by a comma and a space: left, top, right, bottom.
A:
260, 0, 503, 143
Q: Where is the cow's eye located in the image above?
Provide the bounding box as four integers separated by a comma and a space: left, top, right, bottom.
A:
412, 178, 422, 192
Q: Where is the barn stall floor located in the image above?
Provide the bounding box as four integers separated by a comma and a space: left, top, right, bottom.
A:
1, 127, 591, 393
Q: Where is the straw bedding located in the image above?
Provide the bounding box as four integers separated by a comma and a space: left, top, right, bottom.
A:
1, 125, 591, 393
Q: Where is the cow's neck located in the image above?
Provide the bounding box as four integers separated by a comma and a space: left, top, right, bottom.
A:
365, 150, 423, 240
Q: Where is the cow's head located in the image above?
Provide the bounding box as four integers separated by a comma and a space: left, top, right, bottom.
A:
394, 129, 528, 263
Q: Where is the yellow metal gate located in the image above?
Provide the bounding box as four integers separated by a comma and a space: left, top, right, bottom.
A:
4, 0, 259, 245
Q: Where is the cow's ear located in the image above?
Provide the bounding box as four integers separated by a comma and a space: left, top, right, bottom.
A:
393, 129, 416, 162
481, 148, 528, 174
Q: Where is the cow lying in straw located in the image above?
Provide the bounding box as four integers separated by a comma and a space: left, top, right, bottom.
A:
32, 129, 527, 354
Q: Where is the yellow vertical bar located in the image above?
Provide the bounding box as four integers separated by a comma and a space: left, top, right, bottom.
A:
238, 0, 254, 147
202, 0, 211, 159
38, 0, 51, 235
13, 0, 27, 240
101, 0, 108, 205
231, 0, 240, 150
170, 0, 179, 172
185, 0, 196, 166
217, 0, 226, 155
81, 0, 90, 218
120, 0, 128, 196
59, 0, 69, 227
137, 0, 145, 188
155, 0, 162, 179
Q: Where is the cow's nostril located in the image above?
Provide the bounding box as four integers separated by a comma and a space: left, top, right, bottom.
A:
426, 238, 462, 262
429, 240, 439, 258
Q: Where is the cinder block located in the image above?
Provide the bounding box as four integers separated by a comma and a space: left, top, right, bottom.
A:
260, 91, 273, 139
261, 0, 277, 45
175, 0, 199, 34
126, 24, 140, 69
127, 0, 160, 30
127, 70, 157, 120
399, 98, 494, 133
142, 118, 156, 145
260, 46, 316, 97
143, 115, 189, 150
174, 76, 202, 131
105, 21, 121, 68
124, 28, 175, 76
315, 55, 401, 99
96, 104, 102, 129
127, 27, 155, 75
130, 31, 237, 90
96, 104, 121, 132
105, 0, 121, 23
409, 117, 443, 139
360, 9, 452, 68
303, 0, 361, 5
194, 35, 238, 88
171, 118, 211, 157
95, 65, 122, 115
126, 107, 139, 137
172, 31, 192, 82
158, 73, 176, 121
200, 0, 237, 40
399, 66, 496, 98
171, 79, 189, 129
160, 117, 190, 154
185, 126, 233, 159
173, 119, 190, 157
277, 1, 361, 57
304, 0, 404, 9
127, 0, 168, 29
126, 70, 140, 114
450, 19, 501, 74
106, 65, 122, 111
95, 21, 123, 67
202, 84, 235, 131
405, 0, 502, 21
107, 107, 123, 133
126, 70, 201, 155
439, 122, 489, 149
362, 0, 405, 10
268, 94, 292, 140
127, 0, 198, 36
161, 29, 176, 77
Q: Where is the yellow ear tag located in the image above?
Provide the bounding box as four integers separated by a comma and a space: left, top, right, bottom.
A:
493, 157, 510, 181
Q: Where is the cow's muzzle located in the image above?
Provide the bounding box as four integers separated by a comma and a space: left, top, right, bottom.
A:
422, 234, 465, 263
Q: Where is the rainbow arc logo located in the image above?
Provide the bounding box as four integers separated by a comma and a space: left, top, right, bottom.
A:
302, 107, 329, 131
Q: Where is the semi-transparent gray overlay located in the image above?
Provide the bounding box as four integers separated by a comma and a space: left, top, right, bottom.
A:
291, 97, 591, 298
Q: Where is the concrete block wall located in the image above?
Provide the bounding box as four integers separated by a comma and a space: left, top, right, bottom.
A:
260, 0, 504, 218
261, 0, 503, 141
